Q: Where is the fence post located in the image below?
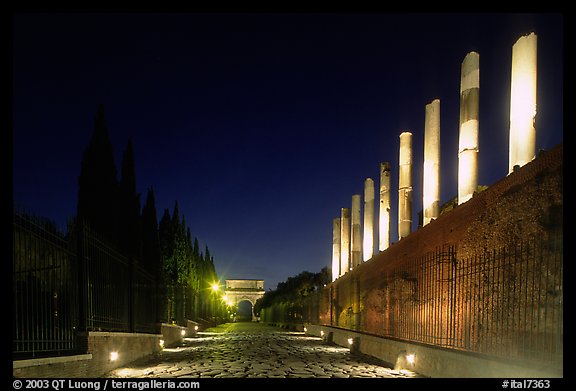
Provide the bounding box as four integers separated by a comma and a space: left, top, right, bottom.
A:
76, 221, 86, 332
75, 220, 88, 353
129, 256, 135, 332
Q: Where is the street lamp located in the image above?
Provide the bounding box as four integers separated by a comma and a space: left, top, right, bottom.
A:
209, 282, 220, 323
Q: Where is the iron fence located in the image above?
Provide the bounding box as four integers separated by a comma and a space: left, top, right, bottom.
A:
303, 230, 563, 366
13, 212, 78, 358
13, 210, 162, 359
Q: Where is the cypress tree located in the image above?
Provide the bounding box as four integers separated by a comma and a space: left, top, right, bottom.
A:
158, 208, 176, 283
119, 138, 141, 259
204, 245, 217, 284
141, 187, 161, 276
77, 104, 120, 242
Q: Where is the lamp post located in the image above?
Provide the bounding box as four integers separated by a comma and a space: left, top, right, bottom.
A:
210, 282, 219, 323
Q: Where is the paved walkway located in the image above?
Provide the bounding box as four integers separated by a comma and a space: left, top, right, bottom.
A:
103, 322, 423, 379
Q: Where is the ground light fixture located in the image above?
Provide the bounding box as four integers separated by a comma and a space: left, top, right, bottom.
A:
109, 351, 119, 362
395, 350, 416, 370
406, 353, 415, 365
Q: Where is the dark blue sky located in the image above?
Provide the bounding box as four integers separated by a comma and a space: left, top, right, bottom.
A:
12, 12, 564, 291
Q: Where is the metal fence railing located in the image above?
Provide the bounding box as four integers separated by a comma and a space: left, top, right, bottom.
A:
13, 210, 162, 359
13, 212, 78, 359
303, 230, 563, 366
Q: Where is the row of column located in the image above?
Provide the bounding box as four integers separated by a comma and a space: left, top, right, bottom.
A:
332, 32, 537, 282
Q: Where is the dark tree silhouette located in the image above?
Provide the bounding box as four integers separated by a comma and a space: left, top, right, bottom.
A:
141, 187, 161, 275
158, 208, 176, 283
77, 104, 120, 243
119, 138, 142, 259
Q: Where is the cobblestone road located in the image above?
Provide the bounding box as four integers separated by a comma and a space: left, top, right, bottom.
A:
103, 322, 423, 379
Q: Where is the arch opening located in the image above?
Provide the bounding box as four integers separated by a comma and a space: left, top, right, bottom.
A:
236, 300, 253, 322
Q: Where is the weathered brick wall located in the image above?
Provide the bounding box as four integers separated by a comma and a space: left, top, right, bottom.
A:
314, 144, 563, 365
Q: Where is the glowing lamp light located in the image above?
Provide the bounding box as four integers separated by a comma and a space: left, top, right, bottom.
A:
406, 353, 415, 365
110, 351, 119, 361
194, 325, 199, 332
159, 339, 165, 349
223, 295, 229, 302
303, 327, 307, 333
347, 338, 354, 345
320, 330, 324, 337
181, 329, 186, 336
211, 283, 219, 292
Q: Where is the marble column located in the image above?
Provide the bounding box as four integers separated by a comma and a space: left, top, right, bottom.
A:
458, 51, 480, 205
398, 132, 413, 240
332, 217, 341, 282
509, 32, 537, 174
350, 194, 362, 269
363, 178, 374, 261
379, 162, 391, 251
423, 99, 440, 225
340, 208, 350, 276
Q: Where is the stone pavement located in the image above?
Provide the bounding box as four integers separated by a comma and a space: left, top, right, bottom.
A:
103, 322, 423, 379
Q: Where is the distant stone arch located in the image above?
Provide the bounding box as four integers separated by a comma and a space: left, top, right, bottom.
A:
224, 279, 265, 321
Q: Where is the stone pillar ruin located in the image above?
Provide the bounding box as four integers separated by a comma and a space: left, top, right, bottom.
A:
340, 207, 350, 276
398, 132, 413, 240
423, 99, 441, 226
379, 162, 391, 251
458, 51, 480, 205
350, 194, 362, 269
363, 178, 374, 261
332, 217, 341, 282
509, 32, 537, 174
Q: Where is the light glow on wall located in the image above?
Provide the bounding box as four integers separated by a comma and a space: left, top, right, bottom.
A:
406, 353, 415, 365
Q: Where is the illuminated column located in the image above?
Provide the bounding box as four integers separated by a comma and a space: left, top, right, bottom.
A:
350, 194, 362, 269
458, 51, 480, 205
398, 132, 413, 240
509, 32, 537, 174
379, 162, 391, 251
363, 178, 374, 261
340, 207, 350, 276
332, 217, 341, 282
423, 99, 440, 225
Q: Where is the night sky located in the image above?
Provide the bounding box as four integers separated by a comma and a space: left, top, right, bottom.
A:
12, 12, 563, 291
